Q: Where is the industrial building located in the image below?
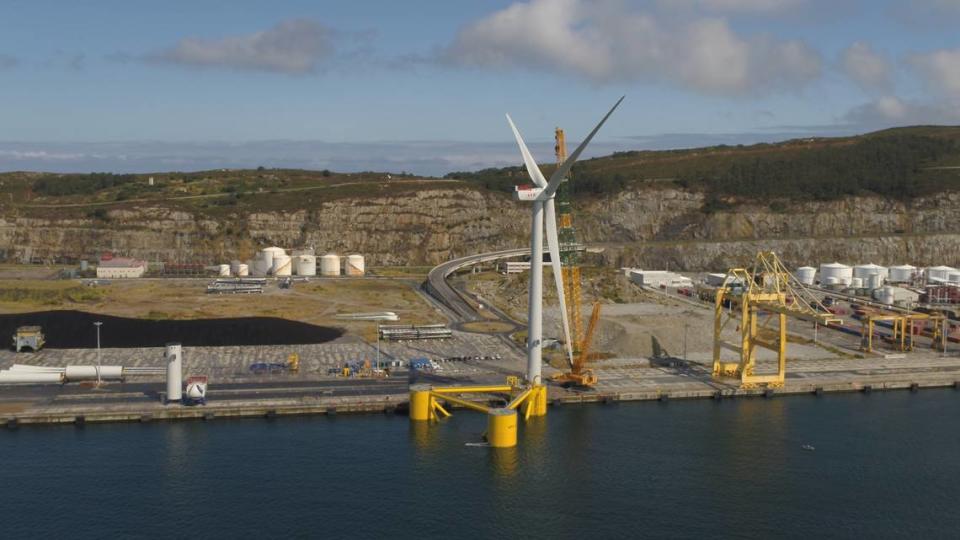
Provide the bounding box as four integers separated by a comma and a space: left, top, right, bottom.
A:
96, 256, 147, 278
628, 269, 693, 288
501, 260, 549, 274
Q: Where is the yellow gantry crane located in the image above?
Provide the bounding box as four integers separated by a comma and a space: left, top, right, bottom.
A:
713, 252, 842, 388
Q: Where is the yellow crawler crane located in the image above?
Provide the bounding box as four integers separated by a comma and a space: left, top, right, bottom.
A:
553, 302, 601, 388
713, 252, 842, 388
555, 127, 585, 358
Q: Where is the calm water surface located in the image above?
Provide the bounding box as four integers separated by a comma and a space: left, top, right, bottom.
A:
4, 390, 960, 539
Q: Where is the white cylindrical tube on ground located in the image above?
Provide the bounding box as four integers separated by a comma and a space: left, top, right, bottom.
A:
9, 364, 63, 371
64, 365, 124, 380
0, 371, 64, 384
166, 343, 182, 402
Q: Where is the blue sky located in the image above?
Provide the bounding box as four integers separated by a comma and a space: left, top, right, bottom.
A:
1, 0, 959, 175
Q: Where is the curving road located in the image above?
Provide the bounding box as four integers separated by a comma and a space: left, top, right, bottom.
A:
425, 248, 530, 322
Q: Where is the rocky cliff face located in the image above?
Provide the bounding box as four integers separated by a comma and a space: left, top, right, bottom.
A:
2, 186, 959, 271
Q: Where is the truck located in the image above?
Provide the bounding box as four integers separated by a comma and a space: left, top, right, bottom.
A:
410, 358, 432, 371
13, 326, 44, 352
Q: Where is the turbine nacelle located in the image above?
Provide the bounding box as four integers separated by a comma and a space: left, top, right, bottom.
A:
513, 185, 548, 202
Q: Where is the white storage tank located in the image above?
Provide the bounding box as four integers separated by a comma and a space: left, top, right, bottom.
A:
320, 253, 341, 276
272, 254, 293, 276
295, 254, 317, 276
824, 277, 839, 286
950, 273, 960, 283
252, 258, 270, 277
853, 263, 888, 281
867, 273, 883, 290
926, 265, 958, 283
237, 263, 249, 277
218, 264, 231, 277
259, 246, 286, 271
166, 343, 182, 403
850, 277, 863, 289
888, 264, 916, 283
881, 286, 895, 305
346, 254, 365, 276
819, 262, 853, 286
230, 260, 243, 275
795, 267, 816, 286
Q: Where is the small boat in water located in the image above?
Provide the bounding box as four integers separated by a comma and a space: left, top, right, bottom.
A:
801, 444, 815, 451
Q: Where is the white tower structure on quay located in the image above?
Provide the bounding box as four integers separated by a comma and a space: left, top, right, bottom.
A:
506, 97, 623, 387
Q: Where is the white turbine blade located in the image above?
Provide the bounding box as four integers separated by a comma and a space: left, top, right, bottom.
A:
545, 198, 574, 367
544, 96, 624, 197
506, 113, 548, 188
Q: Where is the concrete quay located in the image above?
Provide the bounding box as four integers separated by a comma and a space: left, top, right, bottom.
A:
3, 353, 960, 427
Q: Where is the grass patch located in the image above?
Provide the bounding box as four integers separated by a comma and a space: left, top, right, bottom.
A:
0, 285, 103, 306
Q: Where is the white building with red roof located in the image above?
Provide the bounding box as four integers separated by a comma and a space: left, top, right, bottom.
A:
96, 255, 147, 278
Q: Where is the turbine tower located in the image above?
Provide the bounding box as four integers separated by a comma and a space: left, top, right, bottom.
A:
506, 96, 624, 389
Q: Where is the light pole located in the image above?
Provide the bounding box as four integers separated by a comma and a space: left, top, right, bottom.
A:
93, 321, 103, 387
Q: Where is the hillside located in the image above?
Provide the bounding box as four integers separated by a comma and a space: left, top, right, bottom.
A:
2, 126, 960, 271
447, 125, 960, 206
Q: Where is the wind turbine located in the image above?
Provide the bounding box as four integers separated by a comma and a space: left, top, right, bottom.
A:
507, 96, 624, 386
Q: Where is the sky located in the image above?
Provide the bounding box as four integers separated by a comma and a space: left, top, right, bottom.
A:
1, 0, 959, 176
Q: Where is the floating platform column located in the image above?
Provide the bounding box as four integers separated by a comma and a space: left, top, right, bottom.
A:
487, 408, 518, 448
528, 384, 548, 417
409, 384, 432, 421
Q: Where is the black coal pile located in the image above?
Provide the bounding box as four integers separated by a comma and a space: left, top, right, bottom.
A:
0, 310, 344, 349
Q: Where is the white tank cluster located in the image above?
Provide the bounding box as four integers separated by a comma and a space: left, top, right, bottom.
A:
218, 246, 366, 278
853, 263, 888, 282
819, 262, 853, 287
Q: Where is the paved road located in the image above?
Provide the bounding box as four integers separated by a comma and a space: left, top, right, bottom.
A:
425, 248, 530, 321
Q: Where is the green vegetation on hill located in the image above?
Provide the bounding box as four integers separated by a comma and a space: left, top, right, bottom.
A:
32, 172, 138, 196
447, 126, 960, 208
6, 126, 960, 217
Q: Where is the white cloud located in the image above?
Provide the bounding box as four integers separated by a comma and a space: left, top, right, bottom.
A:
843, 95, 960, 128
842, 42, 891, 91
442, 0, 821, 95
676, 0, 805, 13
910, 48, 960, 99
151, 19, 334, 74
